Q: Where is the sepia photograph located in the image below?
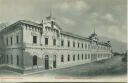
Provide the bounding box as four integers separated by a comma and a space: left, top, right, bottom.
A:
0, 0, 127, 82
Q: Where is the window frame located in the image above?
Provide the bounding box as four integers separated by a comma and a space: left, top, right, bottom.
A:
33, 36, 37, 44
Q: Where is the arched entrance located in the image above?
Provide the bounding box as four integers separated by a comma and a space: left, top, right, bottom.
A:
33, 55, 37, 66
53, 55, 56, 68
45, 55, 49, 69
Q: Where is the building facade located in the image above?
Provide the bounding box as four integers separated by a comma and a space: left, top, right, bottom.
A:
0, 16, 113, 73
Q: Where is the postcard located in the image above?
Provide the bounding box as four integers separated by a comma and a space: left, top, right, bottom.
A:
0, 0, 127, 82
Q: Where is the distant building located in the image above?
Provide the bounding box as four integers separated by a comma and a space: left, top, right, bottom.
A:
0, 15, 113, 73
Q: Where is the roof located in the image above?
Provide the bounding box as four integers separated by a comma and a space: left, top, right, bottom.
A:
61, 31, 90, 41
19, 20, 42, 28
61, 31, 111, 47
0, 20, 42, 34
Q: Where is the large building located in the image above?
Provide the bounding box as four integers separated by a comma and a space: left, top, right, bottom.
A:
0, 15, 113, 73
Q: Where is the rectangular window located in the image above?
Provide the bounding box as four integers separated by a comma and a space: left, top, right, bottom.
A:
88, 54, 90, 59
68, 55, 70, 61
53, 39, 56, 46
81, 43, 83, 48
33, 36, 37, 44
6, 37, 8, 46
7, 55, 8, 64
45, 38, 48, 45
16, 35, 19, 43
11, 55, 13, 64
82, 54, 83, 60
78, 42, 79, 48
73, 55, 75, 61
10, 37, 13, 45
61, 55, 64, 62
73, 41, 75, 47
17, 55, 19, 65
85, 43, 87, 49
85, 54, 87, 59
68, 41, 70, 47
61, 40, 64, 46
78, 54, 79, 60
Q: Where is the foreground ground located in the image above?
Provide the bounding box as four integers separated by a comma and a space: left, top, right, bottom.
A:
0, 56, 127, 81
25, 56, 127, 77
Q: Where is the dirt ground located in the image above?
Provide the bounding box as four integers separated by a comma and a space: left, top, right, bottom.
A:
0, 56, 127, 79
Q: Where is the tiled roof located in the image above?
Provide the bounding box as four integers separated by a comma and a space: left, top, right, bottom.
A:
61, 31, 90, 41
19, 20, 42, 28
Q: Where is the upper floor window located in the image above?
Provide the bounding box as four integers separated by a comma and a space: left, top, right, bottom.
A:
61, 40, 64, 46
85, 43, 87, 49
81, 43, 83, 48
78, 42, 79, 48
45, 38, 48, 45
6, 37, 8, 46
33, 36, 37, 44
73, 41, 75, 47
68, 41, 70, 47
10, 37, 13, 45
16, 35, 19, 44
53, 39, 56, 46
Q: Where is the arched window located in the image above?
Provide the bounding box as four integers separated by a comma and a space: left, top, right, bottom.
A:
68, 55, 70, 61
33, 55, 37, 65
61, 55, 64, 62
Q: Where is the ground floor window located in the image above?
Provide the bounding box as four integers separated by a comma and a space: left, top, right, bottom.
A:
11, 55, 13, 64
61, 55, 64, 62
17, 55, 19, 65
85, 54, 87, 59
82, 54, 83, 60
73, 55, 75, 61
78, 54, 79, 60
68, 55, 70, 61
7, 55, 8, 64
88, 54, 90, 59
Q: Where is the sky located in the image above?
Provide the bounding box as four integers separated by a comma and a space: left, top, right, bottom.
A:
0, 0, 127, 44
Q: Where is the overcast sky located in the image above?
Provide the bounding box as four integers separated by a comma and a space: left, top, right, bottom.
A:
0, 0, 127, 43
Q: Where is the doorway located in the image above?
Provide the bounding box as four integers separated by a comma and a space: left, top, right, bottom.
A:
45, 55, 49, 69
33, 55, 37, 66
53, 55, 56, 68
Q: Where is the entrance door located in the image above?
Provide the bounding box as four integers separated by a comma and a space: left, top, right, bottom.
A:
53, 55, 56, 68
33, 55, 37, 66
45, 55, 49, 69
